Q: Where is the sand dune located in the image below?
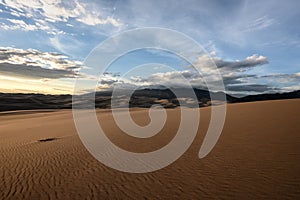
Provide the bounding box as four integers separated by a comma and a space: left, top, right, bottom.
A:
0, 99, 299, 199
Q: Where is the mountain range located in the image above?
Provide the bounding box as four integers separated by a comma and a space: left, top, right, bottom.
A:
0, 89, 299, 112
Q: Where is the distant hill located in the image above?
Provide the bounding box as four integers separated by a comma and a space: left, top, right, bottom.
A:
0, 93, 72, 112
234, 90, 300, 103
0, 89, 299, 112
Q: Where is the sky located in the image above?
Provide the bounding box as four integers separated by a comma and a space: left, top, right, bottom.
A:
0, 0, 299, 96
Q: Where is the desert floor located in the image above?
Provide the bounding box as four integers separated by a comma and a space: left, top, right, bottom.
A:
0, 99, 299, 199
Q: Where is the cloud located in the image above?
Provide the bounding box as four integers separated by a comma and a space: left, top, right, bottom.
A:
254, 73, 300, 92
0, 0, 122, 34
191, 54, 269, 89
1, 0, 122, 26
244, 15, 275, 32
214, 54, 269, 71
0, 18, 66, 35
2, 18, 48, 31
0, 62, 78, 79
258, 73, 300, 84
0, 47, 82, 79
0, 46, 297, 95
99, 79, 119, 86
97, 54, 298, 94
77, 14, 121, 27
225, 84, 275, 92
193, 54, 268, 79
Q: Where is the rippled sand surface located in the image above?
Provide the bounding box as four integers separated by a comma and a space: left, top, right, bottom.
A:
0, 99, 299, 199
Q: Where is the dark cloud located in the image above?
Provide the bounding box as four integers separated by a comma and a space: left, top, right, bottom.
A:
214, 55, 269, 71
0, 62, 78, 79
99, 79, 121, 85
226, 84, 275, 92
259, 73, 300, 81
222, 74, 257, 85
0, 47, 82, 79
103, 72, 121, 77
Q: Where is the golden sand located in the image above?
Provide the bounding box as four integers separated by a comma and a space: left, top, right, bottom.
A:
0, 99, 299, 199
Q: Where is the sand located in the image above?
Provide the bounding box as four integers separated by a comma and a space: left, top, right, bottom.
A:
0, 99, 299, 199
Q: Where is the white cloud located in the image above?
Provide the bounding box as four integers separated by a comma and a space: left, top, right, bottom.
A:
246, 54, 268, 62
0, 0, 122, 28
244, 15, 275, 32
1, 18, 51, 31
49, 35, 88, 58
281, 85, 300, 92
77, 15, 122, 27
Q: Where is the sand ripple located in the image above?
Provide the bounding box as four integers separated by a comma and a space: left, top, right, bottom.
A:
0, 99, 299, 199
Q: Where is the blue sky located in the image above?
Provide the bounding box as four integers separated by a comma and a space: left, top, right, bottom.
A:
0, 0, 299, 95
